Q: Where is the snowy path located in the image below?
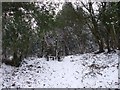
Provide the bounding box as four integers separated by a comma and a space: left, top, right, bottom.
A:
0, 52, 119, 89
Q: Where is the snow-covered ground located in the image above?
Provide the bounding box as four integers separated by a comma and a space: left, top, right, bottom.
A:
0, 52, 119, 89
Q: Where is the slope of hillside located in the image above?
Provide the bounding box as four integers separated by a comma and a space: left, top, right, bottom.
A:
0, 52, 119, 89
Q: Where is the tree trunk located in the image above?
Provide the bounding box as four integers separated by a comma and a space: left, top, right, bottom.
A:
12, 52, 22, 67
96, 40, 104, 54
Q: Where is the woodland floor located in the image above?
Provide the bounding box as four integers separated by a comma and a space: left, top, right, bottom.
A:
0, 51, 119, 89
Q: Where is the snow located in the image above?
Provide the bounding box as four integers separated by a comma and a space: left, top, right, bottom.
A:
0, 52, 119, 89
